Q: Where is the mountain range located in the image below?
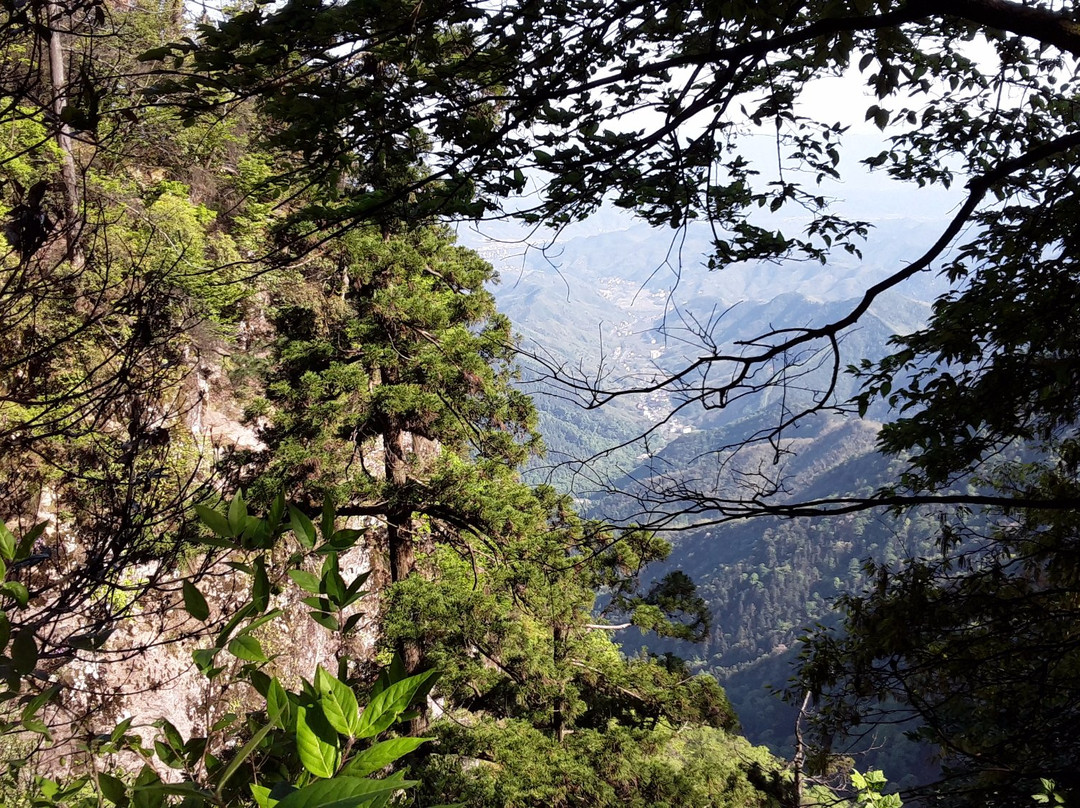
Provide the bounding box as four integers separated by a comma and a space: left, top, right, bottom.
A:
470, 212, 956, 784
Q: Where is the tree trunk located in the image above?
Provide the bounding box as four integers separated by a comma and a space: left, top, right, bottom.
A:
44, 0, 84, 270
384, 421, 426, 734
553, 623, 567, 743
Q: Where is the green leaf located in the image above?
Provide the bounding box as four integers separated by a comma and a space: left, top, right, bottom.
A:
157, 718, 184, 753
21, 685, 59, 725
195, 504, 234, 539
214, 601, 256, 647
315, 665, 361, 736
327, 528, 364, 550
289, 569, 322, 594
131, 766, 163, 808
98, 772, 129, 807
0, 611, 9, 652
309, 613, 340, 631
138, 46, 174, 62
210, 712, 237, 732
0, 521, 14, 562
2, 581, 29, 608
233, 609, 284, 640
289, 506, 317, 549
182, 581, 210, 621
227, 491, 249, 536
228, 635, 268, 663
268, 491, 286, 531
251, 784, 276, 808
322, 554, 346, 606
10, 629, 37, 675
355, 670, 438, 740
296, 705, 340, 778
341, 737, 430, 777
215, 720, 276, 797
12, 522, 42, 563
252, 556, 271, 613
192, 648, 219, 675
267, 677, 291, 729
274, 777, 415, 808
154, 739, 181, 768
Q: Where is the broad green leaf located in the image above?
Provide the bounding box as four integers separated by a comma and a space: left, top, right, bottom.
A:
21, 685, 58, 723
11, 629, 37, 675
154, 739, 181, 768
322, 554, 346, 606
111, 717, 135, 742
296, 705, 340, 778
245, 516, 274, 550
251, 784, 276, 808
267, 677, 291, 729
227, 490, 248, 535
195, 504, 234, 539
327, 528, 364, 550
268, 491, 286, 529
22, 717, 50, 738
289, 569, 322, 594
274, 776, 416, 808
341, 737, 430, 777
0, 521, 14, 562
355, 670, 438, 739
215, 720, 275, 797
252, 556, 271, 613
138, 46, 173, 61
2, 580, 29, 607
342, 613, 365, 635
15, 522, 46, 561
228, 635, 268, 663
182, 581, 210, 621
98, 772, 129, 807
157, 718, 184, 753
233, 609, 284, 640
0, 611, 9, 652
131, 766, 164, 808
214, 601, 256, 646
289, 506, 317, 549
315, 665, 361, 736
211, 713, 237, 732
192, 648, 218, 675
309, 613, 340, 631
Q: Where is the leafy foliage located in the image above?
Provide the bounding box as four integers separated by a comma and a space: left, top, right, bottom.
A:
2, 495, 441, 808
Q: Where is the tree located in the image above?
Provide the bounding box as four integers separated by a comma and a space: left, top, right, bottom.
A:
241, 221, 540, 690
141, 0, 1080, 800
157, 0, 1080, 514
0, 0, 291, 681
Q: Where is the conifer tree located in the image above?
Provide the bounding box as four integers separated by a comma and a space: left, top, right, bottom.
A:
244, 221, 539, 679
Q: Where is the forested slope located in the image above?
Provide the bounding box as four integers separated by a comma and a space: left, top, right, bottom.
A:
0, 2, 796, 806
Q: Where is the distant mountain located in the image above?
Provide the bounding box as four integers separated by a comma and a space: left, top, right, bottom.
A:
475, 214, 946, 446
474, 213, 953, 782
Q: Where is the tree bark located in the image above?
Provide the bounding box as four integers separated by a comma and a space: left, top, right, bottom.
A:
384, 420, 426, 734
44, 0, 84, 270
553, 622, 567, 743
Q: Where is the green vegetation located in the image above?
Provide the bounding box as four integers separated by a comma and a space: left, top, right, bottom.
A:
4, 0, 1080, 806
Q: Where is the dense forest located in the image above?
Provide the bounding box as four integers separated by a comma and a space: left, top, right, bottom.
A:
2, 0, 1080, 807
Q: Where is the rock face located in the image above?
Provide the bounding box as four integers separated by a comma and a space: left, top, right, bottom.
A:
21, 330, 385, 773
